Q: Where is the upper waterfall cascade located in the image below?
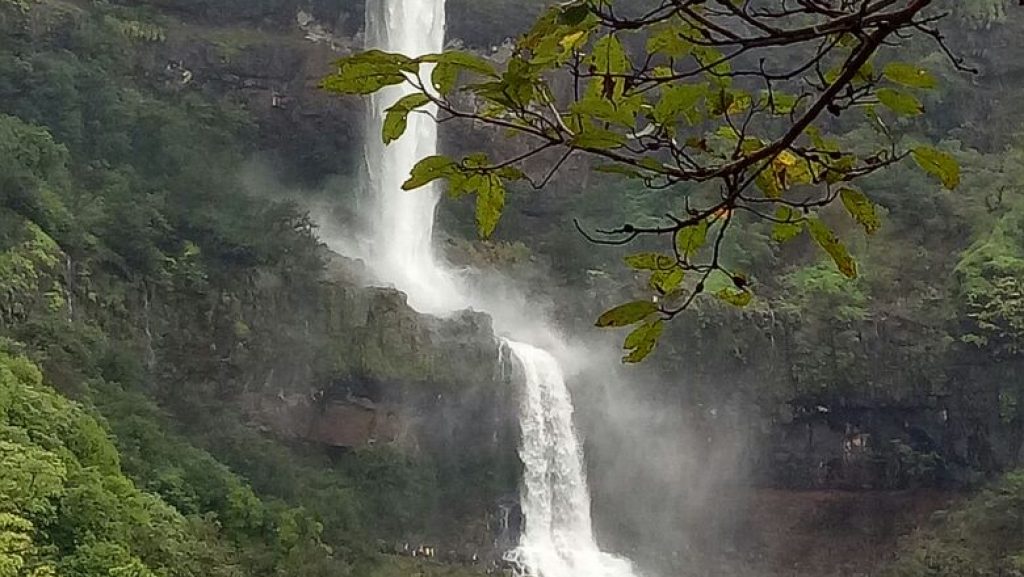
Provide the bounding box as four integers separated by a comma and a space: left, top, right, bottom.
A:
362, 1, 640, 576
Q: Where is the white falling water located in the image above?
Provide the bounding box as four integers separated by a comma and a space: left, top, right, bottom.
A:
364, 0, 461, 314
504, 341, 638, 577
363, 1, 639, 577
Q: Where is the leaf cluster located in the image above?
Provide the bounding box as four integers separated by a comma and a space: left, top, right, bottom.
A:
323, 0, 967, 361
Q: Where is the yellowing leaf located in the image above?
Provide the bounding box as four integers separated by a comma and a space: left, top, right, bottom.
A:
624, 253, 677, 270
622, 319, 664, 363
776, 150, 799, 167
650, 267, 684, 294
808, 218, 857, 278
912, 145, 960, 189
596, 301, 658, 327
759, 149, 811, 196
716, 287, 752, 307
726, 92, 752, 114
840, 188, 881, 234
560, 30, 587, 50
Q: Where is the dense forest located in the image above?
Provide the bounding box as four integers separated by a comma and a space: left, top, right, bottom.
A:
2, 1, 1024, 577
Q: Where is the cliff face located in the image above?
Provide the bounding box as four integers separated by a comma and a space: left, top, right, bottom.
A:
88, 8, 527, 549
148, 15, 362, 182
128, 0, 971, 495
163, 250, 518, 464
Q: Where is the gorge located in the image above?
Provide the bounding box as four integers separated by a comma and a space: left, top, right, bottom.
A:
2, 2, 1024, 577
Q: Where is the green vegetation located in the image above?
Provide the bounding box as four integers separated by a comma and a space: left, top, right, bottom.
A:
324, 0, 964, 361
322, 1, 1024, 572
888, 471, 1024, 577
0, 2, 504, 576
3, 0, 1024, 576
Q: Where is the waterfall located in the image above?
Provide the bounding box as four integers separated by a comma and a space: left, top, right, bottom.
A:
363, 1, 639, 576
364, 0, 460, 314
503, 341, 637, 577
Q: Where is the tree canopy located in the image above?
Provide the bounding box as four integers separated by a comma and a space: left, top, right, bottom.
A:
323, 0, 968, 361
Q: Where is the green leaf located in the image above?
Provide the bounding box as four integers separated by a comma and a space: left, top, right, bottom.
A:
495, 165, 527, 181
911, 145, 960, 189
882, 62, 937, 89
462, 152, 489, 169
647, 25, 691, 58
596, 301, 658, 327
761, 90, 798, 114
382, 93, 431, 145
650, 267, 685, 294
716, 287, 752, 307
703, 269, 734, 293
825, 61, 874, 86
653, 83, 707, 126
622, 319, 664, 363
419, 51, 498, 77
571, 126, 627, 149
771, 206, 803, 242
839, 188, 881, 234
571, 94, 641, 127
586, 34, 630, 100
431, 62, 459, 95
675, 220, 708, 258
638, 157, 666, 171
715, 125, 739, 142
755, 169, 783, 199
475, 174, 505, 238
876, 88, 923, 116
808, 218, 857, 278
591, 34, 630, 74
625, 253, 677, 270
692, 44, 730, 77
557, 2, 591, 26
402, 155, 458, 190
322, 50, 416, 95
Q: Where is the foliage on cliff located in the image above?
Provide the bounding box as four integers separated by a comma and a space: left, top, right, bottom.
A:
0, 346, 254, 577
887, 471, 1024, 577
323, 0, 967, 361
0, 2, 506, 577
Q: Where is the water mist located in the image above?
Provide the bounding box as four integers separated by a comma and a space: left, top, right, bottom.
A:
360, 1, 641, 576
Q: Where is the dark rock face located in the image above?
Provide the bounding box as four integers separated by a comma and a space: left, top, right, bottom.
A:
140, 15, 363, 183
760, 403, 949, 490
244, 391, 401, 447
122, 14, 524, 545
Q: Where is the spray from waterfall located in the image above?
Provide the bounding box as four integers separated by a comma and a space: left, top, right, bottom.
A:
361, 1, 640, 576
